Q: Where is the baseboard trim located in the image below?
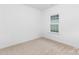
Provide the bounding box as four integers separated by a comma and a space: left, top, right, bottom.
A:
0, 36, 78, 50
0, 36, 41, 50
43, 36, 76, 49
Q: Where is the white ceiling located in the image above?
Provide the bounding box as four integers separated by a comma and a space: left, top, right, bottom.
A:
26, 4, 54, 10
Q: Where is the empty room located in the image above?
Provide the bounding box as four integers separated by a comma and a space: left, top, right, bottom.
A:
0, 4, 79, 55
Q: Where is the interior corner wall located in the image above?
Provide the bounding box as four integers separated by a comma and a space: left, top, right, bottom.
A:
43, 4, 79, 48
39, 11, 45, 37
1, 4, 79, 49
0, 4, 41, 49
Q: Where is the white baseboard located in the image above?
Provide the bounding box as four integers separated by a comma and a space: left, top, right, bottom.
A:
0, 34, 79, 49
43, 35, 79, 49
0, 35, 41, 49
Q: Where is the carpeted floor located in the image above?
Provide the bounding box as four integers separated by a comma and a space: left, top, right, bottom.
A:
0, 37, 78, 55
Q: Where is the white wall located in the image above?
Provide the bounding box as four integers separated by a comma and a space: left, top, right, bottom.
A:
1, 4, 79, 49
43, 4, 79, 48
39, 11, 44, 36
0, 4, 41, 48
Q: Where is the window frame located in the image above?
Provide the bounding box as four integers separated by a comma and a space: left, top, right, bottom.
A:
50, 14, 59, 33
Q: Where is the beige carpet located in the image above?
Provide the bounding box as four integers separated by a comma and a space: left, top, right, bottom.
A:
0, 37, 78, 55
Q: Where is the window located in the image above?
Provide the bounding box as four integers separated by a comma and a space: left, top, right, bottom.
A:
50, 14, 59, 32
